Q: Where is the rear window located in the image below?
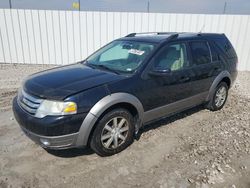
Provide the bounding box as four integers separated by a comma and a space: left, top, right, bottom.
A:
190, 41, 211, 65
213, 37, 237, 59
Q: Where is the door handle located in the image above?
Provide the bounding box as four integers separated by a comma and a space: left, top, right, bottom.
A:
179, 76, 190, 82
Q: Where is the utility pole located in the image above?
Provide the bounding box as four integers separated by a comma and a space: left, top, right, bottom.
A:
9, 0, 12, 9
223, 2, 227, 14
147, 1, 150, 13
78, 0, 80, 11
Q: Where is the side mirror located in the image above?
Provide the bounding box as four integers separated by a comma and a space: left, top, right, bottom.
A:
148, 68, 171, 77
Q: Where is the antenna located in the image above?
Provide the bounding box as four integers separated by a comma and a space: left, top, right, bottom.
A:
199, 24, 205, 33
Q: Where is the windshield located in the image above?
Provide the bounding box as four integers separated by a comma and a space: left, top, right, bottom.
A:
85, 40, 155, 74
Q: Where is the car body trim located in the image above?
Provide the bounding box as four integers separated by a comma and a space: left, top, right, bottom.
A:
76, 92, 144, 146
20, 126, 79, 149
143, 91, 208, 123
206, 70, 232, 102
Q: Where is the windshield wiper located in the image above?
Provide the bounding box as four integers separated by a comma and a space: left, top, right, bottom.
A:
90, 64, 120, 75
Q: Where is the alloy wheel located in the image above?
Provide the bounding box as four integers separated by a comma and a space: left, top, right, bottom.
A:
101, 117, 129, 149
215, 86, 227, 107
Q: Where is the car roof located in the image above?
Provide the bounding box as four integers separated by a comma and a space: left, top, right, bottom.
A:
118, 32, 225, 44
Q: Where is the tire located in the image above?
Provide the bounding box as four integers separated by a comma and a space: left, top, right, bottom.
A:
90, 108, 135, 156
207, 82, 229, 111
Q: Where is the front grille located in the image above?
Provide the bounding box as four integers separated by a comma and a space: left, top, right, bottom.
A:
18, 90, 43, 115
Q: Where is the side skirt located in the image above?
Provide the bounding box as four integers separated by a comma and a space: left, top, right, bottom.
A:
143, 92, 208, 124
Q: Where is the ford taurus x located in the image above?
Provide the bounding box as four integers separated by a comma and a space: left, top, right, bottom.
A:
13, 32, 238, 156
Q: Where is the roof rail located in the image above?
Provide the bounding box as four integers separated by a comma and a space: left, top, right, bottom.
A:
125, 32, 179, 42
125, 33, 137, 37
125, 32, 175, 37
166, 33, 179, 41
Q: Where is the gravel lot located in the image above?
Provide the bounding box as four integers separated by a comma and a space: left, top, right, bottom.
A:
0, 63, 249, 188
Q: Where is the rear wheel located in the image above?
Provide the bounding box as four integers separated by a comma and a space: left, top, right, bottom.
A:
207, 82, 228, 111
90, 108, 134, 156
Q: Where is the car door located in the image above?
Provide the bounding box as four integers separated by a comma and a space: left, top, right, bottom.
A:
138, 42, 196, 122
188, 40, 223, 96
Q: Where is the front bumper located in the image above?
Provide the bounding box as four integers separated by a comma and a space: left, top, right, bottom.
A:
21, 126, 79, 149
13, 96, 87, 149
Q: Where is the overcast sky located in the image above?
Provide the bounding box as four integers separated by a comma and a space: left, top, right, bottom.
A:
0, 0, 250, 14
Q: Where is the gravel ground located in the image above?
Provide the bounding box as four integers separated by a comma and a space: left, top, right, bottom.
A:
0, 63, 249, 188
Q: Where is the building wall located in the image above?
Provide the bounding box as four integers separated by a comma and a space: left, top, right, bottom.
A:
0, 9, 249, 70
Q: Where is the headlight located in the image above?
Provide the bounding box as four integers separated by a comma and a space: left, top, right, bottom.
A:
35, 100, 77, 118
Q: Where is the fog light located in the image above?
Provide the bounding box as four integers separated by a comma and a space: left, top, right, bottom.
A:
40, 138, 50, 146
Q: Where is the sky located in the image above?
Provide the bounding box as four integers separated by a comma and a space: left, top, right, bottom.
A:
0, 0, 250, 15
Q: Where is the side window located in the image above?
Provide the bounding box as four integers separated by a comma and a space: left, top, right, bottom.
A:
209, 42, 219, 62
152, 43, 188, 71
190, 41, 211, 65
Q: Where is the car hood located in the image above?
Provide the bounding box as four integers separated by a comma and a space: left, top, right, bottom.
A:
23, 63, 124, 100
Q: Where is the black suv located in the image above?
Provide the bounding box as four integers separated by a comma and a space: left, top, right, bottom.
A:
13, 32, 238, 156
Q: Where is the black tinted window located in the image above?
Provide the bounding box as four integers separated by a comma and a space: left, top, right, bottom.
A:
213, 37, 237, 59
152, 43, 188, 71
209, 42, 219, 62
190, 41, 211, 65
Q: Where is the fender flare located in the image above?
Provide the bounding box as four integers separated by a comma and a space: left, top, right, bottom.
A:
75, 92, 144, 146
206, 71, 232, 102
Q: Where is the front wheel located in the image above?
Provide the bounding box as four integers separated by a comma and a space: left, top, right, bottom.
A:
90, 108, 135, 156
207, 82, 229, 111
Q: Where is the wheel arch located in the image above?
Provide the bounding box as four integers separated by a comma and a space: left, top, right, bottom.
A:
97, 102, 139, 119
221, 77, 231, 88
75, 93, 144, 147
206, 71, 232, 102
